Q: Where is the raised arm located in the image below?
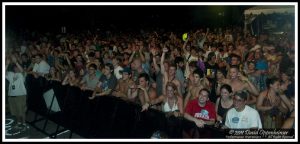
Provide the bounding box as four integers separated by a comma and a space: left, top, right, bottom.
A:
138, 46, 146, 63
182, 35, 190, 54
11, 55, 24, 73
65, 54, 74, 69
256, 92, 273, 112
160, 47, 168, 75
5, 57, 11, 71
240, 73, 259, 96
62, 74, 69, 85
151, 49, 160, 73
128, 49, 136, 64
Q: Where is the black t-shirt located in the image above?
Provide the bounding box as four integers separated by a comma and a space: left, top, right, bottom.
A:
204, 62, 218, 82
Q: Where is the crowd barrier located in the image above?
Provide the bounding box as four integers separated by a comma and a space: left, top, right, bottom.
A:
25, 74, 225, 138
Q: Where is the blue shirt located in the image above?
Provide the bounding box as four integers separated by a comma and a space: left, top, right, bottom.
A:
255, 59, 268, 70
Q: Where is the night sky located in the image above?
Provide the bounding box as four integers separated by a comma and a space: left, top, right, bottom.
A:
5, 5, 251, 32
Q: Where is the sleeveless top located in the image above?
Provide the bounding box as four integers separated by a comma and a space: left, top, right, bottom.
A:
217, 99, 233, 123
162, 98, 179, 113
262, 90, 281, 115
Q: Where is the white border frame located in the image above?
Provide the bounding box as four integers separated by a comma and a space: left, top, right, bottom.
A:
2, 2, 298, 142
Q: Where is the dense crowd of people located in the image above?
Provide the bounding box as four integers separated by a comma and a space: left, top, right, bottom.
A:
5, 25, 295, 137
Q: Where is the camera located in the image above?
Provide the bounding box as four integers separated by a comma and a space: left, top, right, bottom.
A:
215, 120, 224, 129
12, 85, 15, 90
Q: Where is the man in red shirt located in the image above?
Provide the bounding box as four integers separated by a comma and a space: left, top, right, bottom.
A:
183, 88, 216, 138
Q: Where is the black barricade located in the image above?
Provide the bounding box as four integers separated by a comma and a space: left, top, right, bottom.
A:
26, 75, 224, 138
26, 74, 48, 115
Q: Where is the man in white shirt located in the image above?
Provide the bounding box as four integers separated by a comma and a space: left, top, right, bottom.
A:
112, 57, 123, 80
225, 91, 262, 129
5, 56, 28, 133
32, 54, 50, 78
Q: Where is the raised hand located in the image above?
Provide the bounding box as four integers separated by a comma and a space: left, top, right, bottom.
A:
11, 55, 17, 63
162, 47, 168, 53
137, 85, 146, 91
239, 73, 249, 82
141, 103, 150, 112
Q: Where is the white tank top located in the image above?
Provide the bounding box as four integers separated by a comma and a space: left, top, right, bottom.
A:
162, 98, 179, 112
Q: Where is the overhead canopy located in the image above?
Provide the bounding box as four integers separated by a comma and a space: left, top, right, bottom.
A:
244, 5, 295, 15
243, 5, 295, 34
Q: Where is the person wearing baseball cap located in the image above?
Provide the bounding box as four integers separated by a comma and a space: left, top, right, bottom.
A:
111, 67, 134, 99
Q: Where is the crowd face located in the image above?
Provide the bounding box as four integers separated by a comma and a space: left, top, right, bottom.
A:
254, 50, 261, 59
35, 56, 42, 64
122, 72, 129, 81
191, 49, 197, 56
270, 80, 280, 92
228, 45, 234, 51
112, 58, 118, 66
172, 49, 179, 57
178, 62, 184, 69
233, 95, 246, 111
103, 66, 111, 76
76, 55, 83, 62
88, 66, 96, 75
50, 67, 56, 75
193, 73, 201, 84
210, 55, 217, 64
281, 73, 289, 82
231, 57, 239, 65
69, 70, 75, 78
79, 68, 85, 76
198, 90, 209, 105
133, 59, 142, 70
163, 62, 169, 72
21, 55, 28, 62
103, 53, 109, 59
73, 50, 79, 57
216, 71, 224, 80
220, 88, 231, 100
166, 85, 175, 98
248, 62, 255, 71
168, 66, 176, 76
138, 77, 147, 88
229, 68, 239, 80
211, 46, 217, 52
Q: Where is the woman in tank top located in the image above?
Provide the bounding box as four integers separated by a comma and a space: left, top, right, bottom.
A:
162, 82, 183, 117
141, 82, 183, 117
215, 84, 233, 124
257, 77, 293, 128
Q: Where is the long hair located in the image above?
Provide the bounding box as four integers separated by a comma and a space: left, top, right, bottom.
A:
165, 82, 180, 98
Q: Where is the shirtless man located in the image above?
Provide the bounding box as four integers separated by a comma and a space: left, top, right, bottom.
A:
224, 65, 259, 96
112, 67, 135, 100
127, 73, 156, 111
184, 69, 209, 109
161, 47, 182, 95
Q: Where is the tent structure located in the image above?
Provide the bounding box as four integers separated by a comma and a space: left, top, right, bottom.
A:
244, 5, 295, 15
243, 5, 295, 35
